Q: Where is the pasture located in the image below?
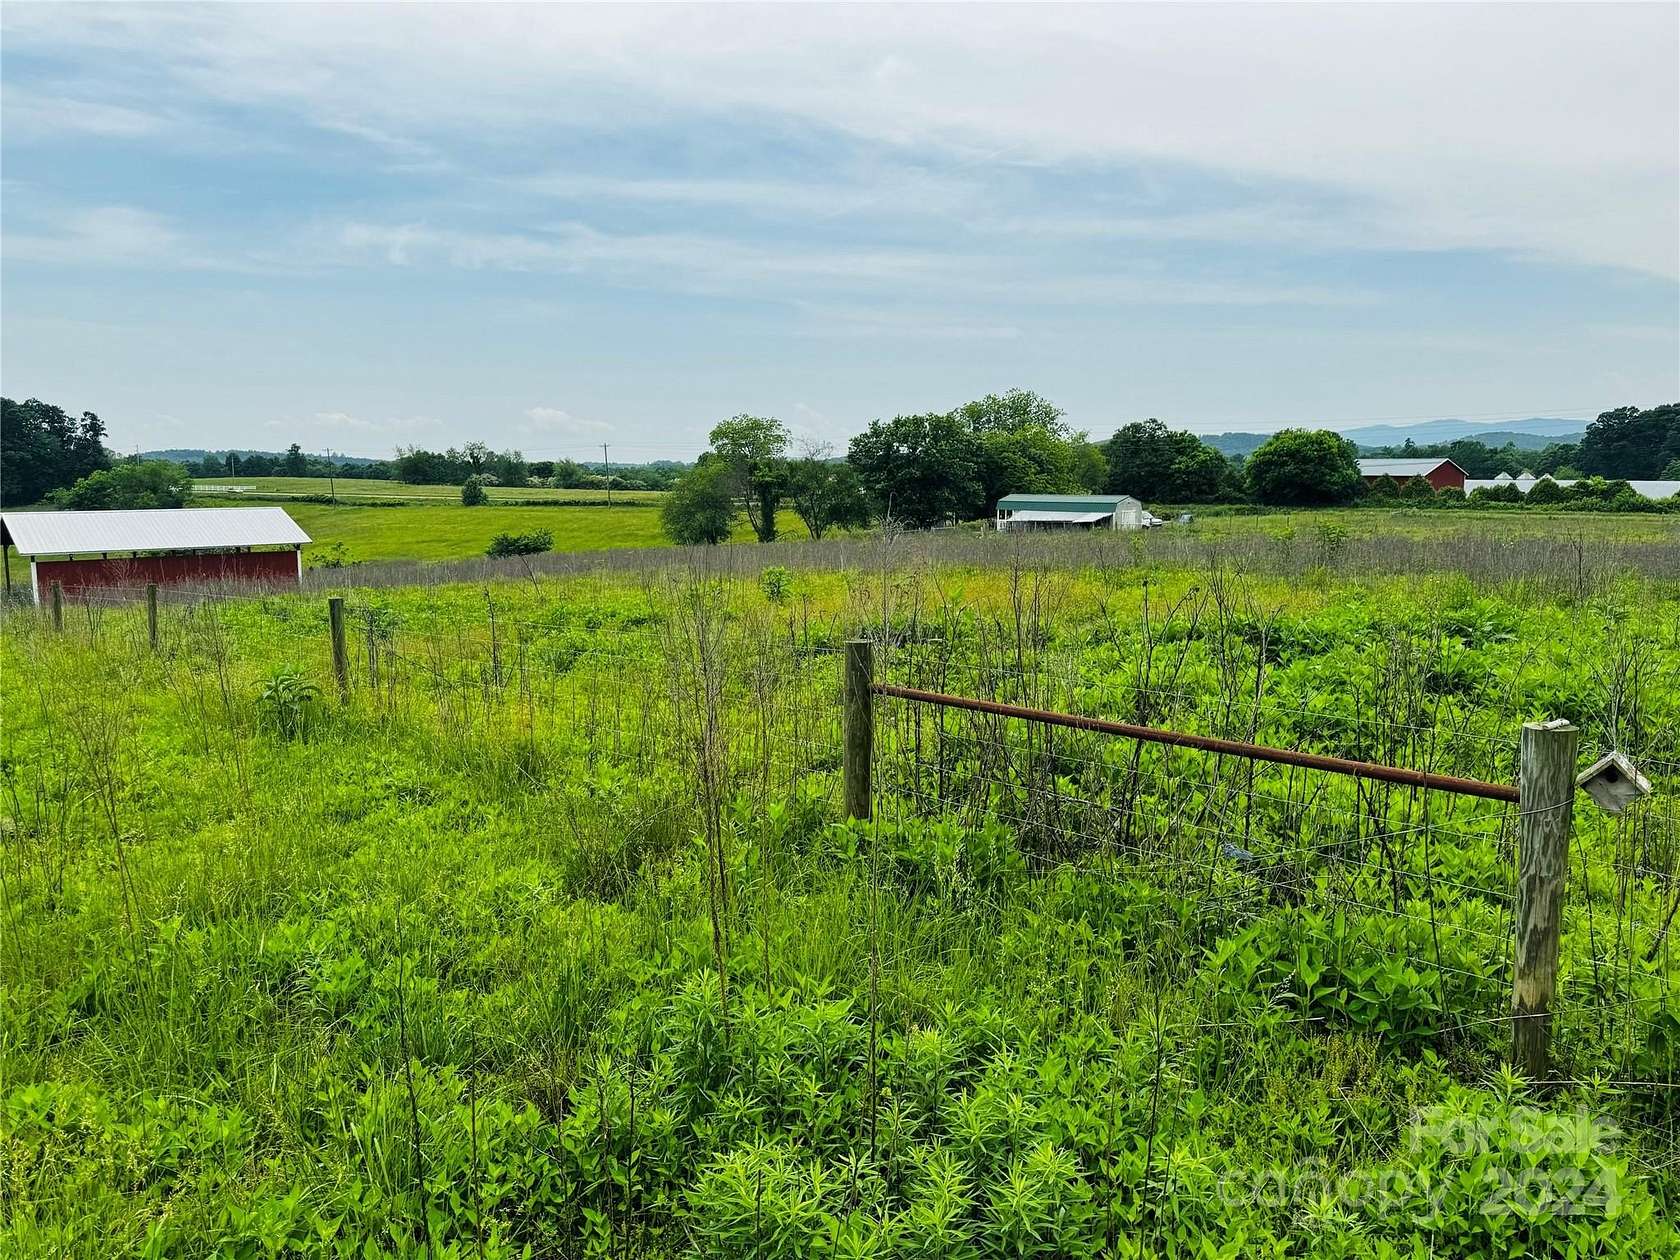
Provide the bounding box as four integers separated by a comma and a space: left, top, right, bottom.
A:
2, 533, 1677, 1257
180, 501, 811, 565
192, 476, 669, 505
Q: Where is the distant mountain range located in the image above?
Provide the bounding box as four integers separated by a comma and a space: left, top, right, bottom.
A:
1204, 418, 1588, 457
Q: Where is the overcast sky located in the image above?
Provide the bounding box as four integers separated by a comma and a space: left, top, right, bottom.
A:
2, 3, 1676, 460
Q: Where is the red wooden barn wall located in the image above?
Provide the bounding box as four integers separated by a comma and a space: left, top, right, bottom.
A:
1361, 463, 1466, 492
1422, 464, 1465, 491
34, 550, 299, 598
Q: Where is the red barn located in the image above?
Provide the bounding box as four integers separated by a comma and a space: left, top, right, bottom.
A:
1356, 458, 1467, 492
1, 507, 310, 604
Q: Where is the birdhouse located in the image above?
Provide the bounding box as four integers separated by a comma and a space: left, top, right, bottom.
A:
1575, 751, 1652, 816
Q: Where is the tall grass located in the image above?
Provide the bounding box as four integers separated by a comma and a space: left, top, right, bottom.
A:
2, 537, 1676, 1257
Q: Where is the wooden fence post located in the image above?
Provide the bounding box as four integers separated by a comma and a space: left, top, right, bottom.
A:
146, 583, 159, 650
50, 581, 63, 631
365, 609, 379, 691
328, 596, 349, 698
1511, 717, 1578, 1080
843, 638, 874, 820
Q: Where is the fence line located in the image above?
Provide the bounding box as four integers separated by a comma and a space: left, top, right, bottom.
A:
5, 585, 1673, 1096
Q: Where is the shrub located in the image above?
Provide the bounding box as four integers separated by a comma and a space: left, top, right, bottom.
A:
486, 530, 552, 558
306, 541, 357, 569
759, 566, 793, 604
461, 476, 489, 506
661, 461, 737, 544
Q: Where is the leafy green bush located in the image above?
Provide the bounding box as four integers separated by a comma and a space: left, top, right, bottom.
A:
255, 667, 321, 739
485, 529, 552, 558
759, 565, 793, 604
305, 541, 357, 569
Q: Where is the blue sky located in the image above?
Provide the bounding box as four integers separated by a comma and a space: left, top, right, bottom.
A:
3, 3, 1676, 460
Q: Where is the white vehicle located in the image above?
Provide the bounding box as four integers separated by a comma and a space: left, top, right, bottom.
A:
1141, 512, 1165, 528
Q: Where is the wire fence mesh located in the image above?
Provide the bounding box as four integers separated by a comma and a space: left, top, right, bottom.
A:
6, 576, 1675, 1124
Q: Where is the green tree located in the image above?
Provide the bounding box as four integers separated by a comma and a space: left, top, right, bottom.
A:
786, 453, 871, 540
0, 397, 111, 505
1367, 474, 1401, 501
1662, 457, 1680, 480
980, 426, 1076, 504
395, 446, 454, 484
1398, 475, 1435, 501
953, 388, 1068, 438
1577, 403, 1680, 479
490, 449, 529, 487
1245, 429, 1362, 506
1166, 441, 1232, 501
848, 412, 984, 529
1069, 441, 1108, 492
709, 415, 789, 542
51, 460, 191, 509
1105, 419, 1230, 501
282, 443, 308, 476
661, 460, 738, 544
460, 475, 489, 506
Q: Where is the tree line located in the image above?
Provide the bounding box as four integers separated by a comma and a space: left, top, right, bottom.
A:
658, 399, 1678, 541
1363, 404, 1680, 482
5, 393, 1675, 518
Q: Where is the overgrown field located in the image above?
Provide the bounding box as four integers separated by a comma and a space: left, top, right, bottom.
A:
3, 550, 1677, 1257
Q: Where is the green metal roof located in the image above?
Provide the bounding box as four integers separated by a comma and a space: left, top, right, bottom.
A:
996, 493, 1139, 512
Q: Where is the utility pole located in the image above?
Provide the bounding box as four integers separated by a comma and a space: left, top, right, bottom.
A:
602, 443, 611, 506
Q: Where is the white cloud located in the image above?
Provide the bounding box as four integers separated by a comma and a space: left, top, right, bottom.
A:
4, 206, 185, 266
328, 219, 1367, 308
6, 4, 1673, 277
523, 406, 611, 437
0, 89, 164, 139
304, 411, 443, 436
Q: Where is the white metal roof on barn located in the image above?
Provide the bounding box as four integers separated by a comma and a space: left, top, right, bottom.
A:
1356, 458, 1460, 477
1627, 481, 1680, 500
1004, 510, 1116, 524
1462, 477, 1679, 500
0, 507, 310, 557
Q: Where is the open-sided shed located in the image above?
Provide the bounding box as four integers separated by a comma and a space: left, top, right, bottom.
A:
995, 493, 1145, 531
0, 507, 311, 603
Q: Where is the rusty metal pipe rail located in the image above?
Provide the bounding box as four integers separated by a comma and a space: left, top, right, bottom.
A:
871, 682, 1521, 804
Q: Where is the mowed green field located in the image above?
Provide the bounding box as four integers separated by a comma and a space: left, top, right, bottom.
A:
192, 475, 667, 504
195, 500, 810, 564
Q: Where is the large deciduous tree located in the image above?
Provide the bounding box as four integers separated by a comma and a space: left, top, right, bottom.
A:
1244, 429, 1362, 506
979, 426, 1078, 504
660, 460, 738, 545
0, 397, 111, 506
847, 412, 984, 528
709, 415, 789, 542
786, 450, 871, 540
1105, 419, 1232, 501
952, 388, 1068, 438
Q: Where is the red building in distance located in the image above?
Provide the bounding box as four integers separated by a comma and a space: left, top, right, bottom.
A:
1355, 458, 1468, 493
